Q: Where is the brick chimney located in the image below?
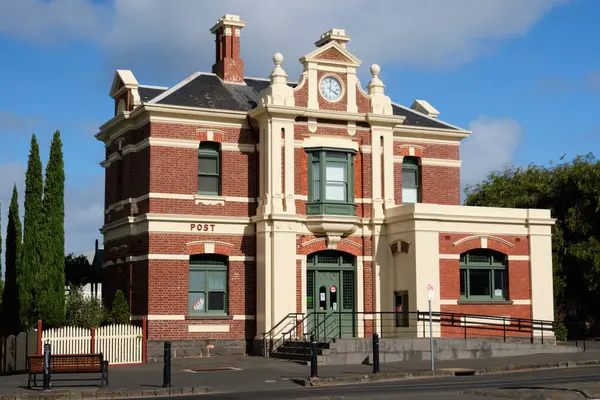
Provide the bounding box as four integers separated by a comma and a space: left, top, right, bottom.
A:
210, 14, 246, 83
315, 28, 351, 48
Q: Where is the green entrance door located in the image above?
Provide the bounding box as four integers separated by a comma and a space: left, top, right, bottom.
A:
306, 251, 355, 340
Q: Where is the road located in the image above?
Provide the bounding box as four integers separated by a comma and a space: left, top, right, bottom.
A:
157, 365, 600, 399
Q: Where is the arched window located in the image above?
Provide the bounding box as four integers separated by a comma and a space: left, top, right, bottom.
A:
198, 141, 221, 195
189, 254, 228, 315
402, 156, 420, 204
460, 249, 508, 301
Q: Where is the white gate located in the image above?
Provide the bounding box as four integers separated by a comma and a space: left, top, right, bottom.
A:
95, 324, 143, 365
41, 324, 143, 365
42, 326, 91, 354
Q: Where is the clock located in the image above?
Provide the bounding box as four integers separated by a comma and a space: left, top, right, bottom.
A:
320, 76, 343, 102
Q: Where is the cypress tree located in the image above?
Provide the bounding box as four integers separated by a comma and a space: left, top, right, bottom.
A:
21, 134, 44, 330
39, 131, 66, 327
3, 186, 23, 334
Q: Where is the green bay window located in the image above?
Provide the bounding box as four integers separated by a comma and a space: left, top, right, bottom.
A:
402, 156, 420, 203
188, 254, 228, 315
198, 141, 221, 195
306, 148, 356, 216
460, 249, 508, 301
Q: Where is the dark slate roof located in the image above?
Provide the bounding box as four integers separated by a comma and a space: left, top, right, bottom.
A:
391, 104, 458, 130
139, 86, 166, 103
141, 72, 459, 131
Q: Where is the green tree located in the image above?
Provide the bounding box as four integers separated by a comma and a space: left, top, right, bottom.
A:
464, 153, 600, 330
0, 197, 3, 312
65, 285, 105, 328
21, 134, 44, 330
109, 290, 131, 325
38, 131, 66, 327
3, 186, 23, 334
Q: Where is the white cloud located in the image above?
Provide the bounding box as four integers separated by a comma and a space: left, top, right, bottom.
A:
460, 116, 523, 196
0, 162, 102, 275
0, 0, 566, 80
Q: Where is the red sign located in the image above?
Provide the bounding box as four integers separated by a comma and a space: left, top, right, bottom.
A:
191, 223, 216, 232
330, 286, 337, 293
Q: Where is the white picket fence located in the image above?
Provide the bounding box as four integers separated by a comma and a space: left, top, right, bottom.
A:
42, 324, 143, 365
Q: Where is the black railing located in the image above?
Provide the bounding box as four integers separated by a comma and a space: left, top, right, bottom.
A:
263, 310, 590, 358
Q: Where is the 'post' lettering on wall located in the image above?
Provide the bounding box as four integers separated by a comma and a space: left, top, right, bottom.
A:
190, 223, 216, 232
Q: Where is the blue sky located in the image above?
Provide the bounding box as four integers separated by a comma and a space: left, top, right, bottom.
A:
0, 0, 598, 264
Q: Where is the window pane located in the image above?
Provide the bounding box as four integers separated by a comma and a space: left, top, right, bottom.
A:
325, 182, 346, 201
198, 156, 218, 174
198, 175, 219, 193
469, 269, 491, 296
189, 270, 205, 291
402, 169, 418, 187
326, 152, 346, 159
208, 292, 225, 311
313, 180, 320, 201
208, 271, 226, 291
460, 269, 466, 296
326, 162, 346, 182
402, 187, 418, 203
189, 292, 206, 313
493, 269, 506, 298
313, 162, 320, 181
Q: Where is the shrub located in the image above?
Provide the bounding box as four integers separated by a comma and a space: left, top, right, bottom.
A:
65, 285, 105, 328
554, 321, 569, 341
110, 290, 131, 325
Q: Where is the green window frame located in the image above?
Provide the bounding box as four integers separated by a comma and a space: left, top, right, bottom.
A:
198, 142, 221, 195
402, 156, 420, 204
459, 249, 508, 301
188, 254, 228, 315
306, 148, 356, 216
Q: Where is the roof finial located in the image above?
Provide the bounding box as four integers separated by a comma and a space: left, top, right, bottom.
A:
368, 64, 392, 115
258, 52, 295, 107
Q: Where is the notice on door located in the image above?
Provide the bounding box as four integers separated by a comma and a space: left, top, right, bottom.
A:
320, 293, 326, 301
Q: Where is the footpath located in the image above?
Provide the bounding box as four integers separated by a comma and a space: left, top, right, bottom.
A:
1, 350, 600, 398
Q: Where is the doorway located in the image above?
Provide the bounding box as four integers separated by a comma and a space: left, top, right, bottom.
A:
306, 250, 356, 340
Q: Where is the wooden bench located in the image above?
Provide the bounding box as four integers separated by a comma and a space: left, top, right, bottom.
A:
27, 353, 109, 389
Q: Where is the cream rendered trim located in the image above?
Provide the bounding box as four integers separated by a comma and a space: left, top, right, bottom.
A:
439, 254, 460, 260
302, 134, 359, 152
508, 255, 530, 261
147, 315, 186, 321
232, 315, 256, 320
105, 193, 257, 214
440, 300, 531, 306
139, 84, 169, 90
393, 136, 460, 146
188, 324, 230, 333
103, 254, 255, 266
346, 68, 358, 113
393, 125, 470, 143
452, 235, 515, 248
317, 64, 347, 73
392, 156, 461, 168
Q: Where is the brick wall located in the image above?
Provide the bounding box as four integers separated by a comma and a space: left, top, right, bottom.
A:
393, 142, 461, 205
438, 233, 532, 338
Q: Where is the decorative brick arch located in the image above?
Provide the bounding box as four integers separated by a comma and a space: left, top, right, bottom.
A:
452, 235, 514, 255
299, 237, 362, 257
185, 240, 234, 256
398, 144, 424, 158
195, 129, 225, 143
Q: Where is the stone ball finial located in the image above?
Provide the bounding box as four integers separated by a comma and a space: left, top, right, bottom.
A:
370, 64, 381, 76
273, 52, 284, 66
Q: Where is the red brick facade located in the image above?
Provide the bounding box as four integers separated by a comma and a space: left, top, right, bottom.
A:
99, 17, 537, 352
438, 233, 532, 338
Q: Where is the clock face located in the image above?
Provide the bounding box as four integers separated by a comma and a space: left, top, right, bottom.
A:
320, 76, 343, 102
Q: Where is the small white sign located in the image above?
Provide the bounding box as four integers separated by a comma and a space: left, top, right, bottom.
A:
427, 284, 434, 301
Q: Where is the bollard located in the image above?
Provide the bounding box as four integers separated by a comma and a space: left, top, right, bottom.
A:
163, 341, 172, 388
310, 335, 318, 378
372, 333, 380, 374
43, 343, 51, 391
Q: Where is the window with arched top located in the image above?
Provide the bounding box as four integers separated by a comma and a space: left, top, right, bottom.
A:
197, 142, 221, 195
402, 156, 421, 204
460, 249, 508, 301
